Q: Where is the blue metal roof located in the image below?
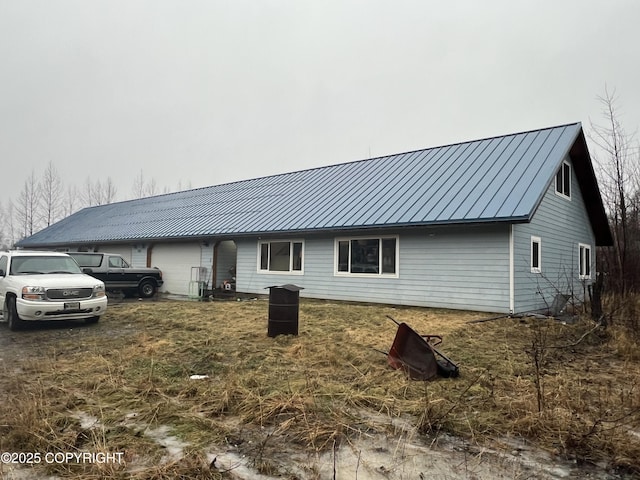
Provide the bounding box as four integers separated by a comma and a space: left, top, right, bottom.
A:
16, 122, 612, 247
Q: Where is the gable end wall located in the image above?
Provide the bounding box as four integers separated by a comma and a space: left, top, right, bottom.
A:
513, 156, 596, 313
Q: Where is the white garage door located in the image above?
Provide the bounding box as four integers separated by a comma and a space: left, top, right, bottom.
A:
151, 243, 202, 296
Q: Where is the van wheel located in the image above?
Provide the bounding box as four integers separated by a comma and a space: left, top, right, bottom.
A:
138, 280, 157, 298
7, 297, 24, 331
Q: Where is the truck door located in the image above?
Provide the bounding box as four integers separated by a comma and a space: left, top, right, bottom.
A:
107, 255, 127, 288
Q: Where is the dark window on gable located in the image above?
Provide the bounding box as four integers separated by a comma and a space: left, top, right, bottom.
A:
556, 162, 571, 198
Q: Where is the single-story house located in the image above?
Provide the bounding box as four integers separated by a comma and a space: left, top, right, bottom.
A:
17, 122, 612, 313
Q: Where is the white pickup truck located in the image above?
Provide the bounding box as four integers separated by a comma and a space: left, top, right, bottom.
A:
0, 250, 108, 331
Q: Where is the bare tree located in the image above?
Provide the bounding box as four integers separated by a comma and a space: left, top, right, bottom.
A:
145, 177, 158, 197
62, 184, 80, 217
80, 177, 98, 207
175, 179, 192, 192
131, 170, 159, 198
0, 201, 6, 249
131, 170, 145, 199
14, 171, 41, 238
5, 201, 17, 248
590, 87, 640, 294
39, 161, 64, 227
103, 177, 118, 204
81, 177, 118, 206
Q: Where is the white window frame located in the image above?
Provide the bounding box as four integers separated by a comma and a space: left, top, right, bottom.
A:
531, 236, 542, 274
555, 160, 571, 199
334, 235, 399, 278
257, 240, 304, 275
579, 243, 592, 280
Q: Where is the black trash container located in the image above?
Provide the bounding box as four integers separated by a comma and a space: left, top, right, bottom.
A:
266, 284, 303, 337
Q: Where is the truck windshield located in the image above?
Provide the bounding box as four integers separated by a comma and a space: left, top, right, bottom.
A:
10, 256, 83, 275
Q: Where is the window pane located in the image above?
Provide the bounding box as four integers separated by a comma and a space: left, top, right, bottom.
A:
351, 239, 379, 274
584, 247, 591, 277
556, 169, 563, 193
292, 242, 303, 271
531, 238, 540, 272
381, 238, 396, 274
338, 241, 349, 272
109, 256, 124, 268
579, 245, 591, 277
269, 242, 290, 271
260, 243, 269, 270
563, 163, 571, 196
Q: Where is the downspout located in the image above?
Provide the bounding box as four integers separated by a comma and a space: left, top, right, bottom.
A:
509, 225, 515, 314
146, 244, 153, 268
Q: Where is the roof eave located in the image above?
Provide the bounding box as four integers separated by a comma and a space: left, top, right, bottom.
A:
525, 124, 613, 247
570, 129, 613, 246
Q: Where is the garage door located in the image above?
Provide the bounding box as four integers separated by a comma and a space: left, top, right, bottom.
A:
151, 243, 202, 296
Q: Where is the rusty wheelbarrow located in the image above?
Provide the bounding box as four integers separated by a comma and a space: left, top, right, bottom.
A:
380, 316, 459, 381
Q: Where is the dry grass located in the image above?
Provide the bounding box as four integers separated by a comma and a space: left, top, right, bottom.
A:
0, 297, 639, 478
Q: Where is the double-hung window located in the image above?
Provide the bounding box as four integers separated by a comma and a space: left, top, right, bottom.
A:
335, 236, 398, 276
579, 243, 592, 279
258, 240, 303, 273
555, 161, 571, 199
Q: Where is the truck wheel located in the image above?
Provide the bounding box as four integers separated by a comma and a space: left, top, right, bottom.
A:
138, 280, 157, 298
7, 297, 25, 331
85, 316, 100, 325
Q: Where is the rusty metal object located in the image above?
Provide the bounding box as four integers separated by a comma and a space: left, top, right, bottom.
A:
384, 316, 459, 380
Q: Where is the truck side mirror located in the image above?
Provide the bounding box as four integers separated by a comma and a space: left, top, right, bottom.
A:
83, 268, 93, 274
0, 269, 5, 277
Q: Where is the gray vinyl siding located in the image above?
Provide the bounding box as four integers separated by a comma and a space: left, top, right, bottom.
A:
236, 225, 510, 313
513, 156, 596, 313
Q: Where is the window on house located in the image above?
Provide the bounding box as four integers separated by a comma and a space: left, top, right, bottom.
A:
555, 161, 571, 198
531, 236, 541, 273
579, 243, 592, 279
258, 240, 304, 273
336, 237, 398, 276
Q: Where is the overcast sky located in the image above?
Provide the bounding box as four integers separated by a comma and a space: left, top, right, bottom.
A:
1, 0, 639, 209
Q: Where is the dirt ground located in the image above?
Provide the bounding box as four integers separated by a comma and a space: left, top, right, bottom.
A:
0, 295, 635, 480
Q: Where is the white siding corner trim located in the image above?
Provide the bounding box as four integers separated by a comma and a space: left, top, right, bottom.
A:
509, 224, 515, 313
